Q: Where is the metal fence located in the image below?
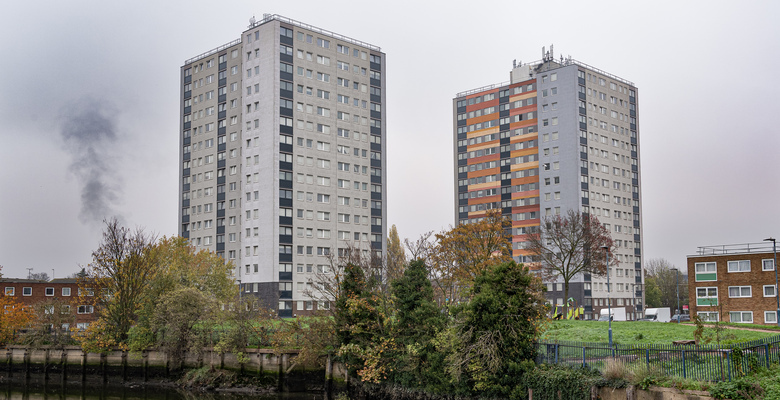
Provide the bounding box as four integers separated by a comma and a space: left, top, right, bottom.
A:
534, 334, 780, 382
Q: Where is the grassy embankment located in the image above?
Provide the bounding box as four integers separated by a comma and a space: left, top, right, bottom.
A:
541, 320, 777, 345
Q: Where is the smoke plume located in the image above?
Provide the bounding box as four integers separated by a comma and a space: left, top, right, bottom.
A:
60, 98, 123, 224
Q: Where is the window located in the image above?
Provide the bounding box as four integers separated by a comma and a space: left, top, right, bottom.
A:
696, 287, 718, 306
62, 287, 71, 296
695, 262, 717, 282
23, 287, 32, 296
729, 311, 753, 323
45, 287, 54, 296
697, 311, 719, 322
728, 286, 752, 298
764, 285, 777, 297
763, 259, 776, 271
4, 287, 13, 296
766, 311, 778, 324
77, 305, 94, 314
728, 260, 750, 273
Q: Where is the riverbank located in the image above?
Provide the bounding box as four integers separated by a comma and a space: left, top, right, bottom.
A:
0, 346, 345, 395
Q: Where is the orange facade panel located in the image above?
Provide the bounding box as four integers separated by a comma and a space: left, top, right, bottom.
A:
468, 195, 501, 205
512, 189, 539, 199
509, 104, 536, 116
510, 148, 537, 158
467, 113, 499, 126
467, 168, 500, 179
468, 153, 501, 165
467, 141, 500, 152
466, 126, 499, 139
511, 161, 539, 171
465, 98, 499, 112
510, 118, 538, 129
511, 175, 538, 186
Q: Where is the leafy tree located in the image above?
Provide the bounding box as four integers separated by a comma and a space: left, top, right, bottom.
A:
22, 298, 76, 348
390, 259, 446, 389
644, 275, 662, 308
0, 295, 33, 346
81, 218, 159, 344
527, 209, 614, 317
334, 262, 388, 380
150, 287, 216, 367
386, 225, 406, 284
644, 258, 688, 312
432, 209, 512, 304
445, 261, 547, 396
152, 236, 237, 301
271, 314, 337, 372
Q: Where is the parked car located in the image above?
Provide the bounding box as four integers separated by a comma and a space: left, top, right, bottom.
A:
670, 314, 690, 323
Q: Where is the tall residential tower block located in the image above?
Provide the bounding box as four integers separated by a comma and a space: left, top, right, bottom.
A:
179, 15, 387, 317
453, 52, 642, 320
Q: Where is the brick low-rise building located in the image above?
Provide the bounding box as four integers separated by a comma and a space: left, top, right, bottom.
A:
1, 278, 97, 329
687, 243, 778, 325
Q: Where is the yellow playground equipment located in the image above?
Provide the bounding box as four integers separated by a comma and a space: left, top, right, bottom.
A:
552, 298, 584, 320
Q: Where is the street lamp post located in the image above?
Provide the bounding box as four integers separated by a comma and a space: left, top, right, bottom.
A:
602, 245, 612, 347
671, 267, 680, 320
765, 238, 779, 327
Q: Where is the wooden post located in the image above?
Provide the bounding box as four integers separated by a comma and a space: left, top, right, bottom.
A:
81, 350, 87, 382
278, 354, 286, 392
325, 352, 333, 396
61, 349, 67, 383
101, 352, 107, 384
5, 348, 11, 378
24, 348, 30, 379
257, 352, 263, 375
122, 350, 128, 382
44, 348, 50, 381
142, 350, 148, 382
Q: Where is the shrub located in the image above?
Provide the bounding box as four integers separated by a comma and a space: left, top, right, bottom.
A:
602, 357, 631, 381
521, 365, 601, 400
709, 378, 764, 400
630, 364, 664, 390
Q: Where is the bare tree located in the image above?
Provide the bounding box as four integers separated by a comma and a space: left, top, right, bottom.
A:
527, 209, 614, 317
404, 231, 435, 264
28, 272, 50, 281
82, 218, 159, 342
644, 258, 688, 312
306, 241, 386, 317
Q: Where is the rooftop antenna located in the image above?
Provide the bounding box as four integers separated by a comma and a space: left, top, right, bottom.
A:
26, 268, 33, 279
513, 59, 516, 68
542, 46, 546, 60
550, 44, 554, 60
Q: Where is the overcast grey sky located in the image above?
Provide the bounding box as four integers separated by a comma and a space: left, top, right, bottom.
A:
1, 0, 778, 279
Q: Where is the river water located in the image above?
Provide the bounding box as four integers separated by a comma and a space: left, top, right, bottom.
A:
0, 381, 328, 400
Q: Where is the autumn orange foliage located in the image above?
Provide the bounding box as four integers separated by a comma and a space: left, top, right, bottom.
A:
0, 295, 33, 346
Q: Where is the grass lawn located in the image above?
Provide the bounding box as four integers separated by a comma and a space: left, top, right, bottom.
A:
541, 320, 778, 345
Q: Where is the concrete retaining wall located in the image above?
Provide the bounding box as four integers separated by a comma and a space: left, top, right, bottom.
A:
0, 346, 346, 390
